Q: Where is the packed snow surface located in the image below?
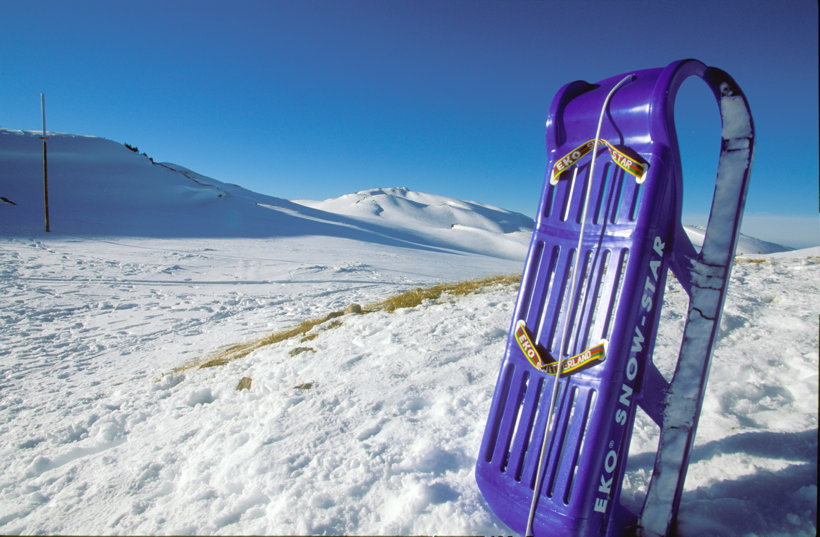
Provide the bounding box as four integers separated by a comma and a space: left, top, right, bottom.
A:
0, 237, 816, 536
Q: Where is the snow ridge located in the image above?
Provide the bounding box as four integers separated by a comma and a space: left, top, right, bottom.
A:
684, 225, 789, 255
0, 130, 532, 260
297, 186, 533, 235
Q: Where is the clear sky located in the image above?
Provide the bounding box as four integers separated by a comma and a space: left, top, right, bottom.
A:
2, 0, 818, 247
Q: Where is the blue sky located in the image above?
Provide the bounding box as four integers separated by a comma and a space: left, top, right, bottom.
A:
2, 0, 817, 247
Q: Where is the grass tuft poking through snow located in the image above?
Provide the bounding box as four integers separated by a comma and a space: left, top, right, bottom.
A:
288, 346, 316, 357
183, 310, 351, 370
364, 274, 520, 313
235, 377, 252, 391
177, 274, 520, 372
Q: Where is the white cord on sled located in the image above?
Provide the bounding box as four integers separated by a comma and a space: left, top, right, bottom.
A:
525, 74, 635, 537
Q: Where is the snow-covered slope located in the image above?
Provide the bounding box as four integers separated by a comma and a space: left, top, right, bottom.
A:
0, 130, 531, 260
0, 237, 816, 536
300, 188, 792, 256
295, 187, 534, 260
684, 225, 790, 255
0, 130, 314, 238
296, 187, 533, 234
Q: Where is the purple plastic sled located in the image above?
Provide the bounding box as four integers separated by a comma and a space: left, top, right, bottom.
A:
475, 59, 754, 537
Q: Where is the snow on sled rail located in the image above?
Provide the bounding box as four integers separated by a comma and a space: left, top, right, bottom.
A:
474, 59, 754, 537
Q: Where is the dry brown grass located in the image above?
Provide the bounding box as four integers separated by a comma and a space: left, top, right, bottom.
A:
235, 377, 252, 391
365, 274, 520, 312
175, 274, 519, 372
189, 309, 347, 370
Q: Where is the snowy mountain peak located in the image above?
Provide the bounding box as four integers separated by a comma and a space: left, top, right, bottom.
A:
296, 187, 534, 235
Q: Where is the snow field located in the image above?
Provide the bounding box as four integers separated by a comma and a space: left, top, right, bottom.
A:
0, 236, 521, 534
0, 236, 816, 536
205, 293, 515, 535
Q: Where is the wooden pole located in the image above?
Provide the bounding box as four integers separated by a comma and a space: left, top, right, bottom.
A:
41, 93, 50, 232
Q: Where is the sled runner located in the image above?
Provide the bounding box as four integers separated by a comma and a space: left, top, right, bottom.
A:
475, 59, 753, 537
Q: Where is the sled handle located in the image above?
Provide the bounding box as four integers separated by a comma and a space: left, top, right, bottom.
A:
639, 60, 754, 537
652, 59, 754, 268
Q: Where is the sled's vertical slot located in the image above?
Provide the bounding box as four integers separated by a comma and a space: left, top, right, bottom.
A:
544, 178, 558, 219
517, 376, 547, 482
504, 371, 533, 474
561, 167, 580, 222
482, 362, 516, 464
549, 385, 585, 502
582, 249, 611, 348
564, 249, 594, 357
564, 387, 596, 504
603, 248, 630, 340
528, 244, 560, 331
629, 180, 644, 221
500, 371, 530, 473
593, 162, 613, 225
609, 168, 626, 224
520, 240, 545, 319
547, 248, 576, 354
510, 375, 546, 482
575, 167, 592, 225
522, 380, 566, 490
545, 383, 577, 499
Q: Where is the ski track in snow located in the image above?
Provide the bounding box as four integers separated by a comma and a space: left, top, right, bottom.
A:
0, 237, 817, 536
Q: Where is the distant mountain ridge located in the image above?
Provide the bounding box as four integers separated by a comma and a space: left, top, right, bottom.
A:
294, 187, 534, 260
296, 187, 533, 235
0, 129, 533, 259
300, 187, 790, 256
683, 225, 791, 256
0, 129, 789, 258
